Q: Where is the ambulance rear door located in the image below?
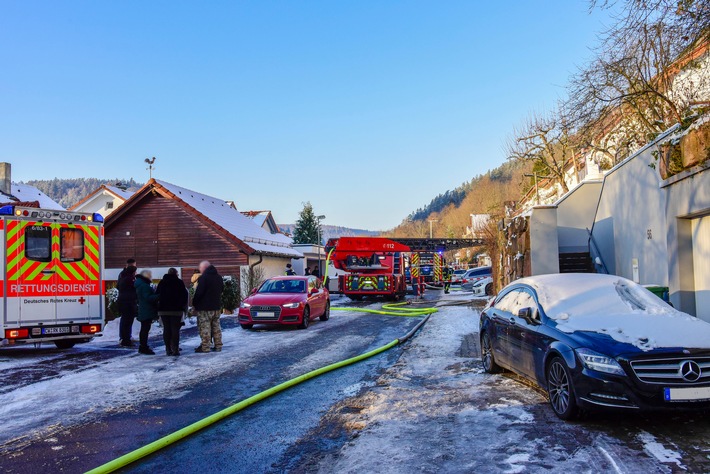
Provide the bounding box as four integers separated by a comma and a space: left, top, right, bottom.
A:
8, 220, 58, 327
55, 222, 102, 325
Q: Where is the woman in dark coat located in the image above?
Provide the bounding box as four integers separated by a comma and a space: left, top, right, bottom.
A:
156, 268, 188, 356
135, 270, 159, 355
116, 265, 138, 347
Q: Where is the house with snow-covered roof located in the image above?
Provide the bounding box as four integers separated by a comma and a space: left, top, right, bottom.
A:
69, 184, 134, 218
241, 210, 282, 235
103, 179, 303, 287
0, 162, 64, 210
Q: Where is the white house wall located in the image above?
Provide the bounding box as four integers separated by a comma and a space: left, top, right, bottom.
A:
663, 164, 710, 318
590, 144, 669, 285
555, 181, 603, 253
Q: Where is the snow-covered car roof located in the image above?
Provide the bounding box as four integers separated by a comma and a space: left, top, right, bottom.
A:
516, 273, 710, 351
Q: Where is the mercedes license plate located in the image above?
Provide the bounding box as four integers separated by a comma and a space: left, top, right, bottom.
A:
664, 386, 710, 402
42, 326, 70, 335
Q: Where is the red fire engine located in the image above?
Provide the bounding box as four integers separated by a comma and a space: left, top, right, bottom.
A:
326, 237, 410, 301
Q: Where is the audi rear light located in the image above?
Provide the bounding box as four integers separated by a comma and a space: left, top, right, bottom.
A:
80, 324, 101, 334
5, 329, 29, 339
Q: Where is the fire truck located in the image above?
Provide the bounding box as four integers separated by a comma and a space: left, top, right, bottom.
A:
326, 237, 410, 301
1, 205, 104, 349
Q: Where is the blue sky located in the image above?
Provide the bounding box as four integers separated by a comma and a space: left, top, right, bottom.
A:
0, 1, 611, 230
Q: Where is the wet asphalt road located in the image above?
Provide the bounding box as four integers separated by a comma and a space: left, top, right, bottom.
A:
0, 297, 422, 473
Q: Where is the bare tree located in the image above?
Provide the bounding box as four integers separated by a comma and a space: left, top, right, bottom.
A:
507, 108, 577, 194
568, 0, 710, 167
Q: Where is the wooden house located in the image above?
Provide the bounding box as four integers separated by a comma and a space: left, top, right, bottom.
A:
104, 179, 302, 283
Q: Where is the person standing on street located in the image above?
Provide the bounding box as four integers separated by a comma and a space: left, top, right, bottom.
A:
192, 261, 224, 353
443, 265, 452, 294
157, 268, 188, 356
312, 266, 321, 279
285, 263, 296, 276
135, 270, 159, 355
117, 259, 138, 347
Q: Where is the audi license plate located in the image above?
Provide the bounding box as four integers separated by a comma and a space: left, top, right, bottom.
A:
42, 326, 70, 335
664, 387, 710, 402
255, 312, 275, 318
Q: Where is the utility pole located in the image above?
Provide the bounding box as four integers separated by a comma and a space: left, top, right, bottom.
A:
428, 219, 438, 239
316, 215, 326, 277
145, 157, 157, 179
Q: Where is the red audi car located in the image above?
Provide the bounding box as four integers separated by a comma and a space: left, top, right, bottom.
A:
238, 276, 330, 330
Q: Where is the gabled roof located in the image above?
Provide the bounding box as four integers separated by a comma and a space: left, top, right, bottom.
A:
241, 210, 282, 234
104, 185, 134, 201
107, 179, 302, 259
4, 183, 64, 210
69, 184, 134, 211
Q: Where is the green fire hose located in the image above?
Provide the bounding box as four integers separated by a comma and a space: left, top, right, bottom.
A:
85, 304, 436, 474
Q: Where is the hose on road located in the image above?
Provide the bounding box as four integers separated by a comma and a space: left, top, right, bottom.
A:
332, 301, 437, 318
86, 304, 437, 474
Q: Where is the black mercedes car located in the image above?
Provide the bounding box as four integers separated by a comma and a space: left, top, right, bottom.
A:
480, 273, 710, 420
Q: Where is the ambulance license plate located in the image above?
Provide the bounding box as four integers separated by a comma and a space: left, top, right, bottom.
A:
255, 312, 275, 318
42, 326, 70, 335
664, 386, 710, 402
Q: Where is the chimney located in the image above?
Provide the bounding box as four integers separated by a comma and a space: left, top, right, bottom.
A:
0, 162, 11, 196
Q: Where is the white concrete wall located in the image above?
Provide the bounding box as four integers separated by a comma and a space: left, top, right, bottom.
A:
663, 164, 710, 318
591, 144, 669, 285
555, 181, 603, 253
529, 206, 560, 275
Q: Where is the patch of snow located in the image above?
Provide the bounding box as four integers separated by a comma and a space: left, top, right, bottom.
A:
637, 431, 685, 469
504, 452, 530, 473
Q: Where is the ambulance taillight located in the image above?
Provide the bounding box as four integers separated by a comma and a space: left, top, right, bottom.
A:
80, 325, 101, 334
5, 329, 29, 339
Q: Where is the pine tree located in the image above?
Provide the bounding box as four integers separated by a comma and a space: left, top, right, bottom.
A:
292, 202, 322, 244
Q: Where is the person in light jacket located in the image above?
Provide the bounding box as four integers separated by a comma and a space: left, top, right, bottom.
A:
135, 270, 159, 355
156, 268, 188, 356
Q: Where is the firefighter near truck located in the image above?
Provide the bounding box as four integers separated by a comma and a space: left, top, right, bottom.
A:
1, 205, 104, 349
326, 237, 410, 301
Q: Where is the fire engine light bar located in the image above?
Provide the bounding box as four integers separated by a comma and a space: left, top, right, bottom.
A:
5, 329, 29, 339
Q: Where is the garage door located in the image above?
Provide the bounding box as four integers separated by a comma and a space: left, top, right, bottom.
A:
692, 216, 710, 321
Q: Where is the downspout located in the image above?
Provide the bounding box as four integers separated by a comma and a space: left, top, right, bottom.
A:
249, 253, 263, 269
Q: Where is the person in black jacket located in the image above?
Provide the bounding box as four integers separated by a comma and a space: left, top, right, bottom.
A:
156, 268, 188, 356
192, 261, 224, 353
116, 262, 138, 347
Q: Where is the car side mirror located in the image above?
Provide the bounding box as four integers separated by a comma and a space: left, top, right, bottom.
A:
517, 307, 538, 324
251, 288, 258, 295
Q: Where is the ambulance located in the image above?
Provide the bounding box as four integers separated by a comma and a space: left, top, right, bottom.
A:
1, 205, 104, 349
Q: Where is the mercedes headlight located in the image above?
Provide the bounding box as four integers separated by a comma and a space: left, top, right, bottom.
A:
576, 348, 626, 376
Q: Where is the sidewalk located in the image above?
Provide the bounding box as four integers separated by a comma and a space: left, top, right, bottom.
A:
313, 298, 657, 474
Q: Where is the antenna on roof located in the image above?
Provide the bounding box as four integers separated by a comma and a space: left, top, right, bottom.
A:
144, 157, 157, 179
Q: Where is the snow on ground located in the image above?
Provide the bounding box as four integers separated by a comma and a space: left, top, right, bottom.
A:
0, 311, 368, 447
315, 300, 667, 473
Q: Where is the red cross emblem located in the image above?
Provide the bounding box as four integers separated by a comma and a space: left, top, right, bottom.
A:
78, 297, 86, 305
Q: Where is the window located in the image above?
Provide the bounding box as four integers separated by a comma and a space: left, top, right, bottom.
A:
106, 201, 114, 209
25, 226, 52, 262
495, 290, 520, 313
60, 228, 85, 262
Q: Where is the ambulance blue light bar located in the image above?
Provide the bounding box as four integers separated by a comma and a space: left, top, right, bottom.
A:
0, 205, 14, 215
92, 213, 104, 223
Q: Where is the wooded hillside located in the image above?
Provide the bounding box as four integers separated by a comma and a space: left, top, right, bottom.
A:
22, 178, 143, 208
